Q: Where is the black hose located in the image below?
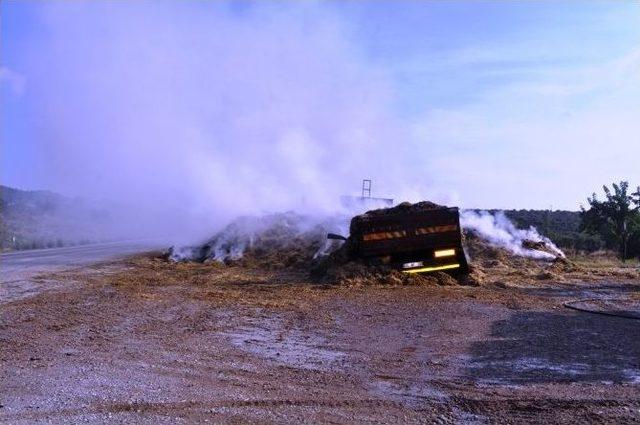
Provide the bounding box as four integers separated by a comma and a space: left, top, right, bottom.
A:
563, 298, 640, 320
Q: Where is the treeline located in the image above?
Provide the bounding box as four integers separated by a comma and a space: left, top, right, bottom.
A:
495, 181, 640, 260
0, 185, 112, 252
580, 181, 640, 261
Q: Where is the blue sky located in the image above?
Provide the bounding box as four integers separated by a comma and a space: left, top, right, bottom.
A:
1, 1, 639, 211
341, 1, 639, 113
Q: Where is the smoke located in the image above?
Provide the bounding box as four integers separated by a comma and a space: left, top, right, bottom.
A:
170, 207, 565, 264
460, 210, 565, 259
0, 67, 26, 96
11, 2, 427, 243
6, 2, 573, 259
169, 211, 349, 263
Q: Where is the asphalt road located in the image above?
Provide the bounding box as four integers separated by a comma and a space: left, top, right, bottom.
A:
0, 240, 162, 303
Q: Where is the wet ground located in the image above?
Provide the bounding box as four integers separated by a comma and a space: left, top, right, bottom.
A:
1, 256, 639, 423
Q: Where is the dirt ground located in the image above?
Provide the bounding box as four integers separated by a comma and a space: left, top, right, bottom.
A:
1, 254, 639, 424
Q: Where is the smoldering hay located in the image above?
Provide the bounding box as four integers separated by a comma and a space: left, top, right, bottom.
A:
169, 203, 566, 270
460, 210, 565, 260
169, 212, 349, 267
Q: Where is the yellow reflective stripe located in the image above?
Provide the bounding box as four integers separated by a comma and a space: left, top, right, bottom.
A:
434, 249, 456, 258
362, 230, 407, 241
415, 224, 458, 235
402, 263, 460, 274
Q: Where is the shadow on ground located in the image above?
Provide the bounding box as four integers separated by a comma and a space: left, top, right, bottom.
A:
467, 310, 640, 384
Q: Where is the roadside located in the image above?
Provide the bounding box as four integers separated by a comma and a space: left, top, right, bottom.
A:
0, 241, 162, 304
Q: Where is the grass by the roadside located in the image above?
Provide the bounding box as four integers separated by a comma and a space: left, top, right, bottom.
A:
571, 252, 640, 270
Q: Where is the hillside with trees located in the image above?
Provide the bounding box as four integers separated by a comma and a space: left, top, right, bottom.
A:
0, 185, 113, 251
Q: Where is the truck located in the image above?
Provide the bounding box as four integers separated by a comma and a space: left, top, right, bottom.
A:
331, 202, 469, 275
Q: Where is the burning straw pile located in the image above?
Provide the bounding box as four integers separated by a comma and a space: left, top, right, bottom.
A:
168, 202, 586, 287
168, 212, 347, 270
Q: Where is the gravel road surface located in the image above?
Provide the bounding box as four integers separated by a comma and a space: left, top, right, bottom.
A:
1, 256, 638, 423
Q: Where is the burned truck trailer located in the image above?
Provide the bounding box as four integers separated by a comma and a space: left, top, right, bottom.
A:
343, 202, 469, 274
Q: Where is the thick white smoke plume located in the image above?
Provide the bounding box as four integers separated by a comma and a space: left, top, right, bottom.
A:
460, 210, 565, 260
9, 2, 571, 259
169, 212, 350, 263
13, 2, 426, 243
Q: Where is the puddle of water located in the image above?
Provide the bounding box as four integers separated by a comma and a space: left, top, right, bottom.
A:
370, 378, 448, 407
470, 357, 590, 379
510, 358, 588, 375
527, 283, 638, 300
452, 407, 490, 425
470, 357, 640, 385
224, 315, 345, 371
623, 369, 640, 384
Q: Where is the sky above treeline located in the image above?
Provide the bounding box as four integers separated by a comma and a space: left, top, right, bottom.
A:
1, 1, 639, 212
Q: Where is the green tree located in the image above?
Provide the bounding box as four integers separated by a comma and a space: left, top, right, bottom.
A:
581, 181, 640, 261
